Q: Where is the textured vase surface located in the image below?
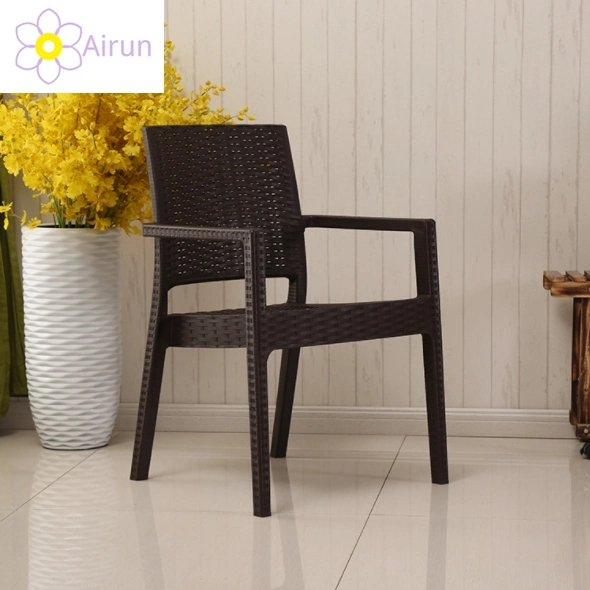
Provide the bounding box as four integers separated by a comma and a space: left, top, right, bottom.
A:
21, 226, 122, 450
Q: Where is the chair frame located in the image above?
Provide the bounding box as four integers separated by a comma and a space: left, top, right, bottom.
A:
131, 125, 448, 517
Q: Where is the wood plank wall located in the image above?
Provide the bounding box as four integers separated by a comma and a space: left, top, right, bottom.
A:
11, 0, 590, 412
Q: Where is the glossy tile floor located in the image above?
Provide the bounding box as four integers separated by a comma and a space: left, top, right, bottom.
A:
0, 431, 589, 589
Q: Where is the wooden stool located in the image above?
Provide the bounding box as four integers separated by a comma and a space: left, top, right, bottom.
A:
544, 270, 590, 457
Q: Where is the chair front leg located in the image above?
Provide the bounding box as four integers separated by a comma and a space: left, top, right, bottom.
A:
243, 230, 271, 516
247, 343, 272, 517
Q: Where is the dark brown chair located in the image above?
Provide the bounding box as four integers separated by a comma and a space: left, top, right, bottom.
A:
130, 124, 448, 517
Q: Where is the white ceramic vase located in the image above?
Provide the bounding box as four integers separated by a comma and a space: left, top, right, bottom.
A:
21, 226, 122, 450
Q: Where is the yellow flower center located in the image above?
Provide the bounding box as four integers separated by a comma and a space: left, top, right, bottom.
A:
35, 33, 63, 60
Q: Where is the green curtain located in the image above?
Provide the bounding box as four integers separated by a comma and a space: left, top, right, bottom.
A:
0, 151, 28, 416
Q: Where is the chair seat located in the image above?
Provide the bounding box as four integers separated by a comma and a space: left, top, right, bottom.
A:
166, 295, 434, 352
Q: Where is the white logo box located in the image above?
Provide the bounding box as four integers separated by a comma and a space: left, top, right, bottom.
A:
0, 0, 164, 93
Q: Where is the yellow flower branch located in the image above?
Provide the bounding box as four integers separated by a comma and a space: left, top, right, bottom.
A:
0, 39, 254, 233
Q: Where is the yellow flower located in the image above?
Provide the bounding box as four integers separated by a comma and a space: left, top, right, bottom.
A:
0, 202, 12, 230
0, 39, 251, 233
27, 217, 41, 228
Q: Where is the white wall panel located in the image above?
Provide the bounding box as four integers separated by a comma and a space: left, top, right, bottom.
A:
578, 3, 590, 272
519, 0, 552, 410
410, 0, 438, 408
273, 0, 303, 406
547, 0, 582, 410
356, 0, 384, 407
436, 0, 465, 409
463, 0, 494, 409
300, 0, 330, 407
382, 0, 412, 410
492, 0, 523, 409
326, 0, 357, 406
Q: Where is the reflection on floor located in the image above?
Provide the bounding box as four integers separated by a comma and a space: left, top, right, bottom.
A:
0, 431, 588, 589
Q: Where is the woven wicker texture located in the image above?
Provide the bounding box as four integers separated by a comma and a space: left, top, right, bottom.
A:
147, 125, 306, 287
131, 124, 448, 517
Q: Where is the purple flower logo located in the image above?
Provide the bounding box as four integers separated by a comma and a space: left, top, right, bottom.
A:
16, 9, 82, 85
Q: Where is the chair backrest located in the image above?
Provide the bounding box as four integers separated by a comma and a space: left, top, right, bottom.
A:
142, 125, 307, 289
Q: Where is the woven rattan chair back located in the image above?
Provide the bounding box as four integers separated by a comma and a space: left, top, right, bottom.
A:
144, 125, 307, 288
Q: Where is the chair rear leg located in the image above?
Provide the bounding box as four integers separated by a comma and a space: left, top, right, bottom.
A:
247, 345, 272, 517
131, 334, 167, 481
271, 347, 301, 458
422, 331, 449, 485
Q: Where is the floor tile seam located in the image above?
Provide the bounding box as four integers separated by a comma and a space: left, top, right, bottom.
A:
271, 510, 383, 518
0, 452, 104, 519
20, 505, 394, 519
15, 445, 108, 514
1, 505, 396, 521
333, 435, 405, 589
279, 456, 400, 464
163, 453, 403, 462
398, 451, 585, 462
394, 454, 580, 465
0, 501, 37, 526
366, 512, 575, 523
24, 506, 257, 516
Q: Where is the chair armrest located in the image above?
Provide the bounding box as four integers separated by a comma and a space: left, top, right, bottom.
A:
143, 223, 268, 314
302, 215, 439, 299
301, 215, 432, 233
142, 223, 263, 243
